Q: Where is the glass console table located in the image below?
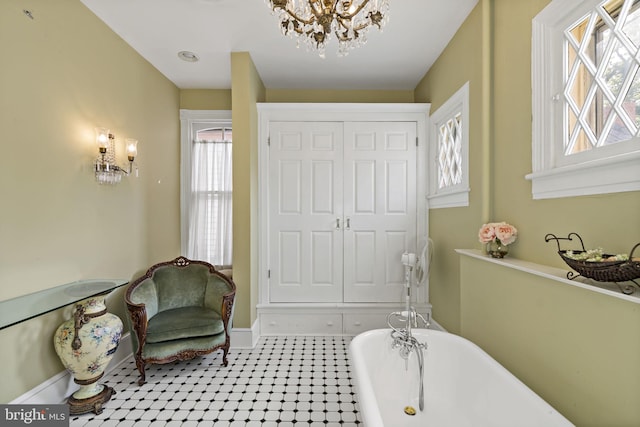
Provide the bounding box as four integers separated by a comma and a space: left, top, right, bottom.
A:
0, 279, 128, 330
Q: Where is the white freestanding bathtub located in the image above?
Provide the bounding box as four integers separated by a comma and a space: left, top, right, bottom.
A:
349, 329, 574, 427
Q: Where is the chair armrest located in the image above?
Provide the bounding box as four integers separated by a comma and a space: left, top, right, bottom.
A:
125, 274, 159, 355
124, 300, 148, 355
204, 272, 236, 333
221, 289, 236, 334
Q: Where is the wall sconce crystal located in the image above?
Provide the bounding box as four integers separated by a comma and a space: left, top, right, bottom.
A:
94, 127, 138, 185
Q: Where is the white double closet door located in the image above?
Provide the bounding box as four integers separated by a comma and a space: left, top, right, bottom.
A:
269, 120, 417, 303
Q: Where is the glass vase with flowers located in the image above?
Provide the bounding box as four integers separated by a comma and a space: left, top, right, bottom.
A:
478, 222, 518, 258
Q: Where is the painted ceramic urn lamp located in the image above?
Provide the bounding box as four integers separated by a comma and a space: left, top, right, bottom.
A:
53, 286, 123, 415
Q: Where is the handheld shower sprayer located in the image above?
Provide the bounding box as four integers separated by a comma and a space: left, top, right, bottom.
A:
401, 252, 417, 325
388, 251, 429, 412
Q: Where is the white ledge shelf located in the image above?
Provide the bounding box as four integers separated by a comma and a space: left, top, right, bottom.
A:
456, 249, 640, 304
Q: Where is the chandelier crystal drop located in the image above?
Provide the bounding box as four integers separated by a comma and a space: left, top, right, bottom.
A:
267, 0, 390, 57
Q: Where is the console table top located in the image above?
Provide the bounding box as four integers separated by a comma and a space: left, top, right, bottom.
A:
0, 279, 128, 330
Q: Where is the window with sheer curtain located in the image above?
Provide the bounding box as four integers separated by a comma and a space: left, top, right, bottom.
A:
180, 111, 233, 267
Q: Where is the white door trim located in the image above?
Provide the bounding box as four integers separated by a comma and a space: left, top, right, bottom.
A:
258, 103, 431, 309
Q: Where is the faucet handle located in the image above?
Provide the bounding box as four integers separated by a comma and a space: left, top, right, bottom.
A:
415, 312, 430, 329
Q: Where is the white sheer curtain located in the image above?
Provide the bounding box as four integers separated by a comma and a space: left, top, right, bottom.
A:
186, 129, 232, 266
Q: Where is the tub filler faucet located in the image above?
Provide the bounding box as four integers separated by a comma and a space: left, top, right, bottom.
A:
387, 252, 430, 412
388, 309, 428, 412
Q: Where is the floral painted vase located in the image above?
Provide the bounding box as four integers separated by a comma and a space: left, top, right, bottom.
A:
486, 240, 509, 258
53, 291, 123, 414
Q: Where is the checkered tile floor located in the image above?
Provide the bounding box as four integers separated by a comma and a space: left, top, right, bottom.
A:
69, 336, 361, 426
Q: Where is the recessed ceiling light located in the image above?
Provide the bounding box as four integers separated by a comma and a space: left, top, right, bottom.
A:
178, 51, 199, 62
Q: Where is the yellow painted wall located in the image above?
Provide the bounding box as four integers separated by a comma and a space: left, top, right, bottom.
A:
231, 53, 266, 328
266, 89, 414, 103
0, 0, 179, 403
414, 0, 491, 333
179, 89, 232, 110
419, 0, 640, 425
460, 255, 640, 426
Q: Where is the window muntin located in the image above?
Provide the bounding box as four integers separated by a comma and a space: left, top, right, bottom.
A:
428, 82, 469, 208
437, 113, 463, 189
562, 0, 640, 157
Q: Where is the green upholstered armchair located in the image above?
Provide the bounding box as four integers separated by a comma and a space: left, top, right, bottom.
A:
124, 256, 236, 385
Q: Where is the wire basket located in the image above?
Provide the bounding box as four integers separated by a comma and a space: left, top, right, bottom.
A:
545, 233, 640, 295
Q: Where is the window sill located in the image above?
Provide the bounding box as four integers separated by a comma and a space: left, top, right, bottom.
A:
427, 187, 470, 209
525, 150, 640, 199
456, 249, 640, 304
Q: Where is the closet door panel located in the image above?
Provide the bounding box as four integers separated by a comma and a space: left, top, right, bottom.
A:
354, 160, 376, 213
269, 122, 344, 303
353, 231, 376, 285
279, 231, 302, 285
279, 161, 302, 214
386, 160, 409, 213
343, 122, 417, 303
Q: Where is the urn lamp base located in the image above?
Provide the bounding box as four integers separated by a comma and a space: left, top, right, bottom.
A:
68, 385, 115, 415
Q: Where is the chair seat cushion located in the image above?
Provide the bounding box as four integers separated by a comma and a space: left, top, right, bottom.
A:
146, 306, 224, 344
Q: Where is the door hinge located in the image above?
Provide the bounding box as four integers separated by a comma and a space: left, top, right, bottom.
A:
267, 269, 271, 278
268, 136, 271, 146
416, 137, 419, 146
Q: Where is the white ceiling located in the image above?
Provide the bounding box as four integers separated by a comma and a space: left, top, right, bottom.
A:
80, 0, 478, 90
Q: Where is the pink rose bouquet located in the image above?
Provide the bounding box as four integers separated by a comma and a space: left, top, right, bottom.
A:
478, 222, 518, 246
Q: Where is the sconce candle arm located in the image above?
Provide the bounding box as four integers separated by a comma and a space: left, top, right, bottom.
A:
95, 163, 135, 175
93, 128, 139, 185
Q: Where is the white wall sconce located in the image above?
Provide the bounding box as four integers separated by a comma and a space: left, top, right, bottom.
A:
94, 127, 138, 185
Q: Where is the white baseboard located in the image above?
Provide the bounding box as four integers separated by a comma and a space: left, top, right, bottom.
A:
11, 324, 260, 406
16, 315, 439, 405
9, 369, 72, 405
230, 320, 260, 349
10, 332, 133, 405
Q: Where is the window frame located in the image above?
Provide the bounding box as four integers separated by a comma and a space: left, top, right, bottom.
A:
179, 109, 233, 260
529, 0, 640, 199
427, 81, 470, 209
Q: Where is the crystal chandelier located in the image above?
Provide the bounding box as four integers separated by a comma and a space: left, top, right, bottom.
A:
267, 0, 390, 57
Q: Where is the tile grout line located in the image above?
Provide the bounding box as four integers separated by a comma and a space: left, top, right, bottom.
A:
69, 335, 360, 427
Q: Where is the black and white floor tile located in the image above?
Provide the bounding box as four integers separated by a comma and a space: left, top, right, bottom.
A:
69, 336, 361, 426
